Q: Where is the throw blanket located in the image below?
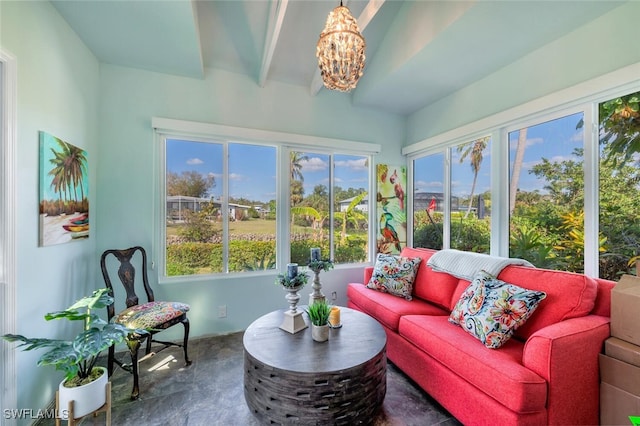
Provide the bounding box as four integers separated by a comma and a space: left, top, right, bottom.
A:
427, 249, 535, 281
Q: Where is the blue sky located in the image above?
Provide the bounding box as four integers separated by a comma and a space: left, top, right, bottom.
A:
166, 140, 368, 203
414, 112, 584, 198
168, 113, 584, 205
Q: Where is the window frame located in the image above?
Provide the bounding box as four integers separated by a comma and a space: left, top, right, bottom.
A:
406, 63, 640, 278
153, 118, 380, 283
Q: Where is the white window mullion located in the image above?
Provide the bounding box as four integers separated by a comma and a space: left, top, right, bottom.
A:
277, 147, 291, 268
222, 143, 229, 273
583, 104, 599, 277
492, 128, 509, 257
443, 149, 451, 249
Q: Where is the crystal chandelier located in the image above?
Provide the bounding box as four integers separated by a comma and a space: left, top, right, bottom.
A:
316, 2, 366, 92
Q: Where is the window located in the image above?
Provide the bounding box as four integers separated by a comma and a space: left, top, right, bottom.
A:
413, 153, 444, 249
156, 118, 377, 279
597, 91, 640, 279
165, 139, 276, 276
290, 151, 369, 265
412, 137, 491, 253
508, 113, 585, 272
451, 136, 491, 253
407, 68, 639, 279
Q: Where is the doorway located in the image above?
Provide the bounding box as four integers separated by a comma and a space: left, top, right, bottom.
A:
1, 48, 17, 421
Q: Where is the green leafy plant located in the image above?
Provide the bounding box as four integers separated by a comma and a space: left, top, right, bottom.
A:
306, 301, 332, 326
2, 288, 138, 387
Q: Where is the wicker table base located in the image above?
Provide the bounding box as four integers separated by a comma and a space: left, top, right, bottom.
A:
243, 307, 387, 425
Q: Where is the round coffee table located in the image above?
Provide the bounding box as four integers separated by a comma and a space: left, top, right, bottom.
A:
243, 306, 387, 425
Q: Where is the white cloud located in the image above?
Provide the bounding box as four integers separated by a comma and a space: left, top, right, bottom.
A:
186, 158, 204, 165
335, 158, 368, 170
301, 157, 328, 172
229, 173, 245, 181
414, 180, 443, 191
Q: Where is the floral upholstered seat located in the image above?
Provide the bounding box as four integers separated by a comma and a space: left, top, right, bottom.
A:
116, 301, 190, 331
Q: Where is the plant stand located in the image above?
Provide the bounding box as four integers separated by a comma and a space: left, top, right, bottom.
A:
55, 381, 111, 426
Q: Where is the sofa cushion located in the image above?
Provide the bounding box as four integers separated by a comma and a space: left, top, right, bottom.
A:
347, 283, 448, 331
398, 315, 547, 413
497, 265, 598, 340
449, 270, 547, 348
400, 247, 460, 309
366, 253, 422, 300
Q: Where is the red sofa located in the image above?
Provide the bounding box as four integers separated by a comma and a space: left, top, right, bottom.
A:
347, 247, 615, 426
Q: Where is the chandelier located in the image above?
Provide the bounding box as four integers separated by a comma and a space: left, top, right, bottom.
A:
316, 2, 366, 92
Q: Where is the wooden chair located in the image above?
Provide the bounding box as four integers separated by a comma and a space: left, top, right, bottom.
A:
100, 246, 192, 400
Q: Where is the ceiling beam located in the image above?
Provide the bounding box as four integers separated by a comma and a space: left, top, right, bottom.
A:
259, 0, 289, 87
309, 0, 385, 96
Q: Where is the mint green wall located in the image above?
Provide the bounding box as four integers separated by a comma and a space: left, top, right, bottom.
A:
96, 64, 405, 341
0, 1, 100, 421
406, 1, 640, 144
4, 0, 637, 418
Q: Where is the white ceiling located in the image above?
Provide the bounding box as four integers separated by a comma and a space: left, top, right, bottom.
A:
51, 0, 625, 117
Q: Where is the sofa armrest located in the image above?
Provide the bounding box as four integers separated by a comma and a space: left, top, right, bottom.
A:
364, 266, 374, 283
522, 315, 610, 425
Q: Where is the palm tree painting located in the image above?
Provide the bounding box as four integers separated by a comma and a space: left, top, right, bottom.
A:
376, 164, 407, 254
39, 131, 89, 246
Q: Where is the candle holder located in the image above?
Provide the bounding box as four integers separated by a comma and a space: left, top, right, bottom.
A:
307, 258, 334, 306
275, 272, 309, 334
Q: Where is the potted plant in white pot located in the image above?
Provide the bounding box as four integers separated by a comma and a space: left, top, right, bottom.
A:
2, 288, 139, 420
306, 300, 332, 342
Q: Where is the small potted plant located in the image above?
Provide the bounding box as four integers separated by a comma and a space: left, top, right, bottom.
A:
306, 300, 332, 342
2, 288, 139, 420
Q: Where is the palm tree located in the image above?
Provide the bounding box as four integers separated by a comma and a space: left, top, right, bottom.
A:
48, 144, 71, 213
67, 144, 88, 205
291, 205, 326, 241
457, 136, 489, 218
335, 191, 367, 243
48, 139, 88, 214
290, 151, 309, 216
290, 151, 309, 182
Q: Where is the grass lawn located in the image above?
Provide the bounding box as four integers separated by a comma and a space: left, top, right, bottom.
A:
167, 218, 314, 237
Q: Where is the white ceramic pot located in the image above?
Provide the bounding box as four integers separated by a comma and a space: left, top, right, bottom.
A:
311, 324, 329, 342
58, 366, 108, 420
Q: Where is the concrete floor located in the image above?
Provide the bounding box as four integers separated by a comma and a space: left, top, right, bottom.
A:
39, 332, 461, 425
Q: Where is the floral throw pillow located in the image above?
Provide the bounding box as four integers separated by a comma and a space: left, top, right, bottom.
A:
449, 270, 547, 349
366, 253, 422, 300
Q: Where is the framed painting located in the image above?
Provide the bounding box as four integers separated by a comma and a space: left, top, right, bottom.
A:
376, 164, 406, 254
39, 131, 89, 246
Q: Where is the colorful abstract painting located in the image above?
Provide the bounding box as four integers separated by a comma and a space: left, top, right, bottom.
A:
39, 131, 89, 246
376, 164, 406, 254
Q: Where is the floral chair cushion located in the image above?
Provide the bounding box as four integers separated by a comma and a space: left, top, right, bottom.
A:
366, 253, 422, 300
449, 270, 547, 349
115, 301, 190, 331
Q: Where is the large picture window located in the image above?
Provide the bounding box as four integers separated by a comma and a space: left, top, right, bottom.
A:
158, 123, 374, 279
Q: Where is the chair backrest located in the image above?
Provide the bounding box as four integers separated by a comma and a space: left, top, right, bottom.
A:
100, 246, 155, 321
